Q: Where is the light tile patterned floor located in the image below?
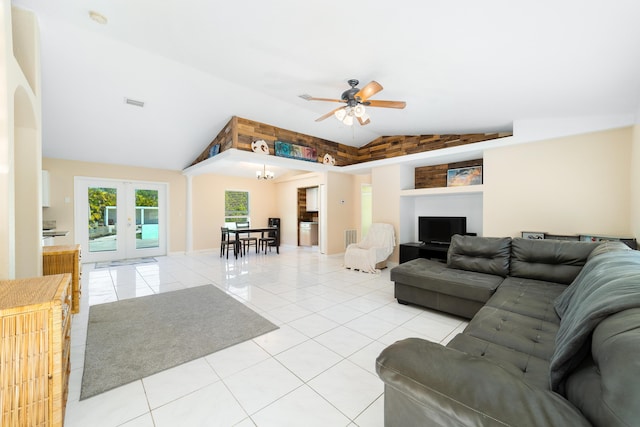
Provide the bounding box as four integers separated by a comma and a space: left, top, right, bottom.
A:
64, 246, 467, 426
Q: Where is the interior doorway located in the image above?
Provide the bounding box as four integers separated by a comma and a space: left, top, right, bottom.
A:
75, 177, 167, 263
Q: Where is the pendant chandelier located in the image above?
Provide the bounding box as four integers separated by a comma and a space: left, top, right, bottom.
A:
256, 164, 274, 180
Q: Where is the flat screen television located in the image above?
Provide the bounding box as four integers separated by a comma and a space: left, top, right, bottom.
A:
419, 216, 467, 244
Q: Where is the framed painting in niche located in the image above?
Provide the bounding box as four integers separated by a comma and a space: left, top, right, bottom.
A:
447, 166, 483, 187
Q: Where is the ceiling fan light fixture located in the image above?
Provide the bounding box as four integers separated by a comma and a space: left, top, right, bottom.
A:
89, 10, 108, 25
310, 79, 405, 126
334, 108, 347, 121
353, 104, 366, 118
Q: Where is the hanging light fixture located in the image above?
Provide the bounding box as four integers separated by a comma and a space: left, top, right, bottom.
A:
353, 104, 366, 118
256, 164, 274, 180
334, 104, 367, 126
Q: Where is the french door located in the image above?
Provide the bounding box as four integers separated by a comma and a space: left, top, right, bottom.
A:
75, 177, 167, 263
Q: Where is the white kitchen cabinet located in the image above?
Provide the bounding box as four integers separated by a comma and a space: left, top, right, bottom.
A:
306, 187, 318, 212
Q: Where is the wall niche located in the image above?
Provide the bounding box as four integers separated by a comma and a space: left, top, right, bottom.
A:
415, 159, 483, 189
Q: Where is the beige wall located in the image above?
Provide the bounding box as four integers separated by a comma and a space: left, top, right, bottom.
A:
483, 127, 634, 238
324, 172, 357, 254
194, 171, 356, 255
192, 174, 279, 251
40, 161, 358, 256
42, 158, 187, 253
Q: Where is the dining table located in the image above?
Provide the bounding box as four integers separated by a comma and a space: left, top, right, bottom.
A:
232, 226, 279, 259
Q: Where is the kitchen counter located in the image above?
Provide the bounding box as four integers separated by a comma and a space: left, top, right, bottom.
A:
43, 230, 69, 237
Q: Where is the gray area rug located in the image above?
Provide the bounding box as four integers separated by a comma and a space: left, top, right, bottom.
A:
80, 285, 278, 400
94, 257, 157, 269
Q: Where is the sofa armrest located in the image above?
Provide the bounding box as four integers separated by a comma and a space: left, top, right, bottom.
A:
376, 338, 590, 427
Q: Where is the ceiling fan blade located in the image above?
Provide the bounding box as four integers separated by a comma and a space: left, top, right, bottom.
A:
357, 116, 371, 126
315, 106, 344, 122
356, 81, 383, 102
305, 96, 346, 103
365, 100, 406, 109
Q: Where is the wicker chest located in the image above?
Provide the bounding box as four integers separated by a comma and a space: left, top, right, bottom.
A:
0, 274, 72, 427
43, 244, 81, 314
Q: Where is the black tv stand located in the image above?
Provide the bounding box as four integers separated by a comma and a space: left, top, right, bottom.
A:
400, 242, 450, 263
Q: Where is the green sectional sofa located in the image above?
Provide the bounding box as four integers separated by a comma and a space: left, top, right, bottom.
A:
377, 236, 640, 426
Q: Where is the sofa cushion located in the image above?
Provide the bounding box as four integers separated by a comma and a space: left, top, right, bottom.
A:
463, 306, 559, 360
447, 235, 512, 277
391, 258, 503, 303
448, 333, 552, 390
510, 238, 598, 284
485, 277, 565, 323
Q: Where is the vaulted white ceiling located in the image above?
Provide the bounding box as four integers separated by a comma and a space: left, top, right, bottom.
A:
13, 0, 640, 171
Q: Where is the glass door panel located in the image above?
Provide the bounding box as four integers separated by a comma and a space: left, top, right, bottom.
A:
135, 189, 159, 250
88, 186, 119, 253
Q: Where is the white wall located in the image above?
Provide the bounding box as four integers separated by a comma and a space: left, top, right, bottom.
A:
413, 193, 483, 239
484, 127, 633, 238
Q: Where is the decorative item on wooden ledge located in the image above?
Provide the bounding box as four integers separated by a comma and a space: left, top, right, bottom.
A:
251, 139, 270, 154
447, 165, 483, 187
208, 144, 220, 158
275, 140, 317, 162
323, 153, 336, 166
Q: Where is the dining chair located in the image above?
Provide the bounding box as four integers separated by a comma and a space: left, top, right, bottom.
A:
259, 230, 277, 253
236, 222, 258, 255
220, 227, 238, 259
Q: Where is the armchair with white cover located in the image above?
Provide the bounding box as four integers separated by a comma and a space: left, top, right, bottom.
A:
344, 223, 396, 273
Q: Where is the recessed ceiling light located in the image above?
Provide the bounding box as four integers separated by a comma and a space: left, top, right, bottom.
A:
89, 11, 108, 25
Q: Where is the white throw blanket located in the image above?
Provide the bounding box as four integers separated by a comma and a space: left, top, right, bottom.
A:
344, 223, 396, 273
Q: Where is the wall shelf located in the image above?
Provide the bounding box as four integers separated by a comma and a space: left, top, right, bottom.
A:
400, 185, 484, 197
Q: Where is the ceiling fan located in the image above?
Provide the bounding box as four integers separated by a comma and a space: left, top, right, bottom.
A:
301, 79, 406, 126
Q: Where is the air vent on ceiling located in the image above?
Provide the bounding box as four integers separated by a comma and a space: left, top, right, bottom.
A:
298, 94, 312, 100
124, 98, 145, 108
